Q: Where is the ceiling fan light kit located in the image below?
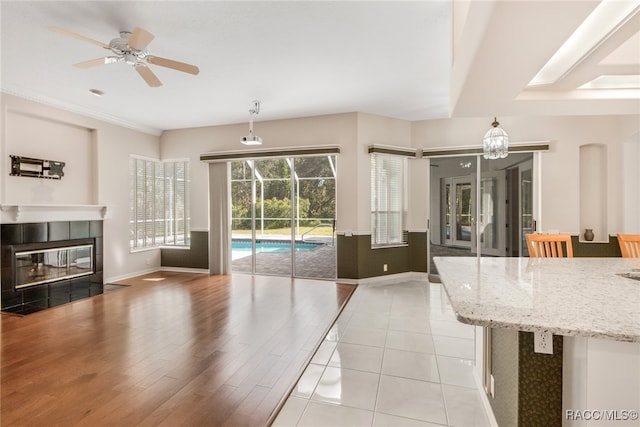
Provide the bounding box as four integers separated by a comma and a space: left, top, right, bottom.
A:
48, 26, 200, 87
241, 100, 263, 145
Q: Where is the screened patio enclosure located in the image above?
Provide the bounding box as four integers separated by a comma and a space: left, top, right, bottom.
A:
230, 155, 337, 279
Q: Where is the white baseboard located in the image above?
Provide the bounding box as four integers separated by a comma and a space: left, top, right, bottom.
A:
338, 271, 429, 286
104, 267, 160, 284
474, 370, 500, 427
161, 267, 209, 274
105, 266, 209, 283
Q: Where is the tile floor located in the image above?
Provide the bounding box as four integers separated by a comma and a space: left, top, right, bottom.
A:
273, 279, 493, 427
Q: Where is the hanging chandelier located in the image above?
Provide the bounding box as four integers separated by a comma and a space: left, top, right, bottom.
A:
483, 117, 509, 159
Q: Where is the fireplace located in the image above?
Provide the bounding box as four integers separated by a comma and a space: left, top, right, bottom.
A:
12, 239, 95, 290
1, 220, 103, 314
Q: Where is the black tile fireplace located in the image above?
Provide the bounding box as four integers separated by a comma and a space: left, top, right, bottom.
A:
1, 220, 103, 314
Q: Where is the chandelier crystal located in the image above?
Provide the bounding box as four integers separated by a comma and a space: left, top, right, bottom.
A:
483, 117, 509, 159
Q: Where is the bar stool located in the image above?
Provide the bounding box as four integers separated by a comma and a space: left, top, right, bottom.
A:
526, 233, 574, 258
617, 234, 640, 258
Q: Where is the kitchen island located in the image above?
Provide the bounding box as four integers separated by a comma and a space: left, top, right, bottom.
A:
434, 256, 640, 427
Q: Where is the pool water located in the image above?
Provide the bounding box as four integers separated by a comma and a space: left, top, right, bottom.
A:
232, 240, 319, 254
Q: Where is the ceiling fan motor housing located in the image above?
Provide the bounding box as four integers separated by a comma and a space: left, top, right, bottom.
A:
110, 32, 148, 65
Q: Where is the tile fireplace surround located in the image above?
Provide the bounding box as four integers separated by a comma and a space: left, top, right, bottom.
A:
1, 220, 104, 314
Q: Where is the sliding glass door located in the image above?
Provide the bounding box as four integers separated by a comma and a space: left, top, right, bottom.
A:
428, 153, 535, 278
231, 161, 254, 273
230, 155, 336, 279
293, 156, 337, 278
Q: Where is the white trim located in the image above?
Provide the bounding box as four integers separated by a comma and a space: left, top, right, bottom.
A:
338, 271, 428, 286
406, 228, 427, 233
336, 278, 359, 285
372, 243, 409, 249
2, 88, 161, 136
160, 267, 209, 274
336, 230, 371, 236
105, 267, 207, 284
159, 245, 191, 251
104, 267, 160, 284
474, 370, 500, 427
0, 204, 109, 223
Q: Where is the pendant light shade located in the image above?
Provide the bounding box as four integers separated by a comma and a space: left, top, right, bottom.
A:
483, 117, 509, 159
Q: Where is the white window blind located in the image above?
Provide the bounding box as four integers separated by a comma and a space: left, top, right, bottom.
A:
129, 158, 190, 249
371, 153, 407, 246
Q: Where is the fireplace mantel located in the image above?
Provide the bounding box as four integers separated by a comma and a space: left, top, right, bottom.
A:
0, 204, 109, 223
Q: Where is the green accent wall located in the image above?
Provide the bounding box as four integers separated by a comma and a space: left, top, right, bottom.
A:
572, 235, 622, 257
163, 230, 428, 278
518, 332, 563, 427
490, 329, 563, 427
161, 230, 209, 269
336, 232, 427, 279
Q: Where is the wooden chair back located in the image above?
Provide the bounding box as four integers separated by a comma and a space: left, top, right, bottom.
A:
617, 234, 640, 258
526, 234, 574, 258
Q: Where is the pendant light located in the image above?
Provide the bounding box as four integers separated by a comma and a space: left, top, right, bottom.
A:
483, 117, 509, 159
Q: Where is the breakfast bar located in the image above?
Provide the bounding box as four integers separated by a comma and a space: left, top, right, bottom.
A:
434, 256, 640, 427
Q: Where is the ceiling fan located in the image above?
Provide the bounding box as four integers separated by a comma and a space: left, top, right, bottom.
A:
48, 26, 200, 87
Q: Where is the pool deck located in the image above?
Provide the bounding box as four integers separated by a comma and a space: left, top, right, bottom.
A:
232, 242, 336, 280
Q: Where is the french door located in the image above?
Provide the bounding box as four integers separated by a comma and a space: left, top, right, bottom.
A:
442, 177, 475, 249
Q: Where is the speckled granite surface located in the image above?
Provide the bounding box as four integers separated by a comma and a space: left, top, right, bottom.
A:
433, 257, 640, 342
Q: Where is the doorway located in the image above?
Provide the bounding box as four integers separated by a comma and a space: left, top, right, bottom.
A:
230, 155, 337, 279
428, 153, 534, 279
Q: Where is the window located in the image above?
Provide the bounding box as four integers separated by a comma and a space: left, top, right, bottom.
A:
129, 158, 190, 249
371, 152, 407, 246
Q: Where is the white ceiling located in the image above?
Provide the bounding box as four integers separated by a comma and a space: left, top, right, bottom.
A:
1, 1, 639, 136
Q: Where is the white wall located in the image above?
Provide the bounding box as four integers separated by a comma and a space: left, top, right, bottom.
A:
356, 113, 415, 233
622, 131, 640, 233
413, 115, 640, 236
2, 101, 95, 204
95, 122, 161, 281
0, 94, 161, 282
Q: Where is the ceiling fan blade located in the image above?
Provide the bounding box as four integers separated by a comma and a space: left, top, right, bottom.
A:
148, 56, 200, 75
128, 27, 155, 50
74, 56, 122, 68
48, 26, 110, 49
136, 65, 162, 87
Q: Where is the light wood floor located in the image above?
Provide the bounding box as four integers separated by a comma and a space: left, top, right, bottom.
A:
0, 272, 355, 426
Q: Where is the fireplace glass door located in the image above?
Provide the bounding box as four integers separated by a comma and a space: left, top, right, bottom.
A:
14, 244, 94, 289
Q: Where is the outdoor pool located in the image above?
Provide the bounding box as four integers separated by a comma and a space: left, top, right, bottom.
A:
231, 240, 320, 259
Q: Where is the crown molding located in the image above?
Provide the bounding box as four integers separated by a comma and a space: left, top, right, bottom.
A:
1, 87, 162, 136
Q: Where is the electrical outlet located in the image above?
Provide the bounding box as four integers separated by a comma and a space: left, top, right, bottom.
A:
383, 264, 388, 272
534, 331, 553, 354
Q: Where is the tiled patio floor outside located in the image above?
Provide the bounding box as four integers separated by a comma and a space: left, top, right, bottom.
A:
232, 241, 337, 280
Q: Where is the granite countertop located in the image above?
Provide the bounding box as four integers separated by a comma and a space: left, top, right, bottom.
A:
433, 256, 640, 342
